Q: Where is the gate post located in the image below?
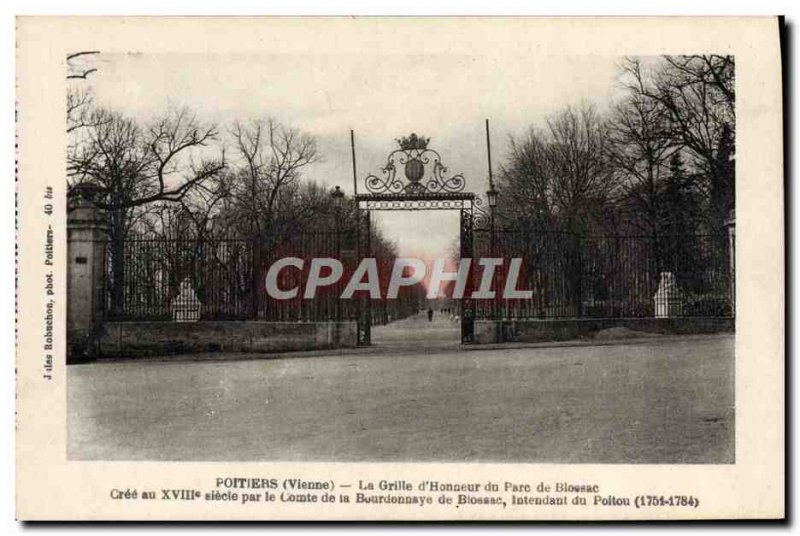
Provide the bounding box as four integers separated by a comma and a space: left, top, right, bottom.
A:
67, 184, 109, 355
460, 205, 475, 343
356, 208, 371, 345
725, 209, 735, 311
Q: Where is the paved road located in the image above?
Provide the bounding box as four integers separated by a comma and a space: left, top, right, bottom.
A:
371, 311, 461, 347
68, 316, 734, 463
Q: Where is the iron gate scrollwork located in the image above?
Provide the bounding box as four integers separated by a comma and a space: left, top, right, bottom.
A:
355, 133, 491, 346
365, 133, 467, 196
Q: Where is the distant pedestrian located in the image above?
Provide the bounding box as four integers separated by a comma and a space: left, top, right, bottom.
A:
427, 308, 434, 322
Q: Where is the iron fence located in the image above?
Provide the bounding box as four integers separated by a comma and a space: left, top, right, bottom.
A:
473, 230, 732, 319
105, 230, 732, 323
105, 235, 254, 321
104, 231, 424, 323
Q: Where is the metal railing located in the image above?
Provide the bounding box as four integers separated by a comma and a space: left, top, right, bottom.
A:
103, 231, 424, 323
104, 230, 732, 323
472, 231, 732, 319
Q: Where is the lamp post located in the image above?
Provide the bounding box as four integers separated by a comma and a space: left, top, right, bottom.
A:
486, 186, 498, 210
484, 119, 503, 343
331, 185, 344, 208
331, 186, 345, 321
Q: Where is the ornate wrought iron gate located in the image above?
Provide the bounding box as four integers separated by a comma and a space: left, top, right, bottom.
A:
353, 133, 490, 346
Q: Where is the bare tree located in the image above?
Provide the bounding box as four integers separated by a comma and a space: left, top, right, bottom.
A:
66, 51, 106, 135
496, 128, 554, 232
497, 104, 616, 235
69, 107, 225, 209
607, 68, 677, 235
545, 104, 616, 234
68, 106, 225, 316
223, 119, 319, 241
496, 104, 615, 316
621, 55, 735, 230
140, 171, 232, 240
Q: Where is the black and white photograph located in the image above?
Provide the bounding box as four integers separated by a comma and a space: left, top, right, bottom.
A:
65, 49, 736, 464
14, 15, 784, 521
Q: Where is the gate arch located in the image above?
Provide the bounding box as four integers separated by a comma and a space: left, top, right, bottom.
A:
351, 133, 492, 345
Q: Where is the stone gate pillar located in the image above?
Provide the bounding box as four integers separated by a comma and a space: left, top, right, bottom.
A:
67, 183, 109, 343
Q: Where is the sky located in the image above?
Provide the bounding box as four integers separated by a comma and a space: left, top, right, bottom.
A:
82, 52, 625, 258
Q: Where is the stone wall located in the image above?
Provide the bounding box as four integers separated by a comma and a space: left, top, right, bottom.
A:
474, 317, 734, 344
97, 321, 358, 357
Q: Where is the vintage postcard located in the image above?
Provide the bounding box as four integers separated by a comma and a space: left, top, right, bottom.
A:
15, 16, 783, 520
